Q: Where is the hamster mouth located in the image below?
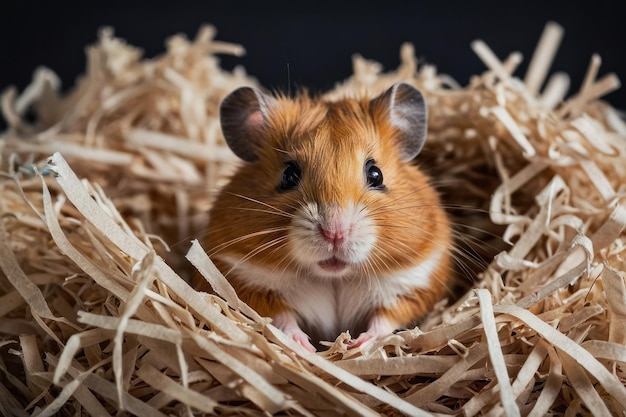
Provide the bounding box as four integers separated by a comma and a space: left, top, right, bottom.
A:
317, 257, 348, 273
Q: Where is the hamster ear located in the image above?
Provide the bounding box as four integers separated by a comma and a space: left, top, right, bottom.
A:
371, 83, 428, 162
219, 87, 277, 162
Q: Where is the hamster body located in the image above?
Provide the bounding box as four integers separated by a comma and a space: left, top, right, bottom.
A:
203, 83, 452, 352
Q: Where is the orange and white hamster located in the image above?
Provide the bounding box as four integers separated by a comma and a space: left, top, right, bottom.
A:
204, 82, 452, 352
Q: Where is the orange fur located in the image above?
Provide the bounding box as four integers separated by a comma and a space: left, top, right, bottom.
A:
202, 89, 453, 340
380, 247, 453, 327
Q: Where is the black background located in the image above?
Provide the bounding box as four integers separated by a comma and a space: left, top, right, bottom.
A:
1, 0, 625, 127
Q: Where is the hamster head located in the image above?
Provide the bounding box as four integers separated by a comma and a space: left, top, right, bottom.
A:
210, 83, 446, 282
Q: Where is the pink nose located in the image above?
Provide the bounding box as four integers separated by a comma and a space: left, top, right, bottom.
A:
320, 226, 345, 246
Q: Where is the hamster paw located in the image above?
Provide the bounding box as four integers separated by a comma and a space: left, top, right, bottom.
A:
347, 332, 375, 349
348, 314, 396, 349
273, 310, 316, 353
290, 331, 317, 353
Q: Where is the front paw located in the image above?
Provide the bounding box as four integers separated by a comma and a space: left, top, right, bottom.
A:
287, 329, 317, 353
347, 331, 375, 349
348, 314, 396, 349
273, 310, 316, 353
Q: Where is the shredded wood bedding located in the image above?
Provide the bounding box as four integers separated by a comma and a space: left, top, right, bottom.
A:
1, 22, 625, 416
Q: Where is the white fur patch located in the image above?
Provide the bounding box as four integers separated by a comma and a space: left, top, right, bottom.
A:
218, 245, 445, 340
288, 201, 377, 278
216, 254, 297, 291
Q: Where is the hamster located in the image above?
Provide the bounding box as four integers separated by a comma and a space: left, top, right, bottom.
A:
202, 82, 453, 352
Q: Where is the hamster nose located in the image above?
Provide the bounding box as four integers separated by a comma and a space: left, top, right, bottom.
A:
319, 226, 345, 246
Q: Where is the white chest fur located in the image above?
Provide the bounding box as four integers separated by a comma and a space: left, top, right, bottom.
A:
218, 246, 442, 340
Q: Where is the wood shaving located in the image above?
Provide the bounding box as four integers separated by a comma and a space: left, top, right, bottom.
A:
1, 22, 625, 416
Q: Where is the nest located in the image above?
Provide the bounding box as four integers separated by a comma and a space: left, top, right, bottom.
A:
1, 22, 625, 416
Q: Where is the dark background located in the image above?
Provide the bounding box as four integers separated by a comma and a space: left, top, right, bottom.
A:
1, 0, 625, 129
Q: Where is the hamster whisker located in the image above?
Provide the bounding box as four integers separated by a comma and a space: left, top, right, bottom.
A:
267, 239, 311, 281
231, 207, 296, 219
226, 192, 295, 218
243, 238, 299, 287
225, 235, 290, 277
376, 220, 491, 279
363, 252, 385, 278
447, 234, 495, 276
207, 227, 291, 257
451, 223, 504, 245
274, 252, 305, 286
365, 184, 498, 216
370, 203, 481, 216
372, 243, 410, 272
353, 253, 384, 291
406, 226, 494, 281
449, 227, 506, 254
368, 186, 437, 212
373, 218, 501, 252
355, 258, 376, 291
372, 197, 502, 250
437, 203, 494, 213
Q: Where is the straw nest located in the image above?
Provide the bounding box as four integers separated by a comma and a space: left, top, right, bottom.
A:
1, 22, 625, 416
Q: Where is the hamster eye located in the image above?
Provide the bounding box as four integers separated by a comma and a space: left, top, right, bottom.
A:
365, 159, 385, 190
279, 161, 301, 191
